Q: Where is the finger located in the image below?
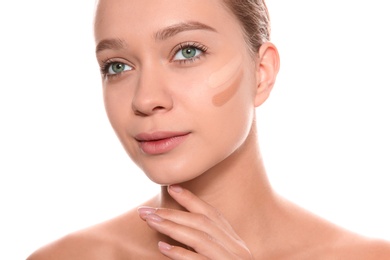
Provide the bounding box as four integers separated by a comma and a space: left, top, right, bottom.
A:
167, 185, 252, 255
138, 206, 247, 255
145, 213, 236, 259
167, 185, 240, 238
140, 207, 215, 234
138, 206, 156, 220
158, 241, 208, 260
151, 207, 248, 252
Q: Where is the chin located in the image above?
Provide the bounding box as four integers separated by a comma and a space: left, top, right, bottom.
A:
142, 165, 203, 186
140, 151, 232, 186
138, 156, 213, 185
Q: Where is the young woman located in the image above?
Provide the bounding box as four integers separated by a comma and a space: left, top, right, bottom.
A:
28, 0, 390, 259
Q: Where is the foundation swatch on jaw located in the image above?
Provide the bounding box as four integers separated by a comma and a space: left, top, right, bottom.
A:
207, 55, 243, 106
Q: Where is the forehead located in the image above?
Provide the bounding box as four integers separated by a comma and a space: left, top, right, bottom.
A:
94, 0, 240, 41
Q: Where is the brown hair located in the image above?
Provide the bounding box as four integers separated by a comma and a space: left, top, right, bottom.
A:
221, 0, 270, 54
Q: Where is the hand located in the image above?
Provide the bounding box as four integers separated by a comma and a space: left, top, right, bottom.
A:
138, 185, 254, 260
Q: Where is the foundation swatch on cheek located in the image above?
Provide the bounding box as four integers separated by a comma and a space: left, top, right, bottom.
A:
207, 55, 243, 106
207, 55, 242, 89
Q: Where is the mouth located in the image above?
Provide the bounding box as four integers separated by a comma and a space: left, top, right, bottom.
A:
135, 131, 190, 155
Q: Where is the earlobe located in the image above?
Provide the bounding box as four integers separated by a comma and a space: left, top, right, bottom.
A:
254, 42, 280, 107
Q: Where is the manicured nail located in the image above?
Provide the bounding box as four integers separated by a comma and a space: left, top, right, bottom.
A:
169, 184, 183, 193
158, 241, 173, 251
137, 206, 156, 218
145, 213, 164, 222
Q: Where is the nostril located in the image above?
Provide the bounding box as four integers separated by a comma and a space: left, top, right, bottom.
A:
134, 110, 148, 117
152, 106, 165, 111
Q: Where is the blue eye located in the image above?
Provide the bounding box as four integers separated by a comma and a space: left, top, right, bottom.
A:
106, 62, 132, 75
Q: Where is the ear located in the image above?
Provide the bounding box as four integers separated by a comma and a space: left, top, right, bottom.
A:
254, 42, 280, 107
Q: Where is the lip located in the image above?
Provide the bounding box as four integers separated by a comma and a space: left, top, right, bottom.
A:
135, 131, 190, 155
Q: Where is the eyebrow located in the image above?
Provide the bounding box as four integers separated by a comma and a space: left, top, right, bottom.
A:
95, 21, 217, 53
154, 21, 217, 41
96, 38, 126, 53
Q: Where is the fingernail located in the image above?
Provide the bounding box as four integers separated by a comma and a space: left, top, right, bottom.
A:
145, 213, 164, 222
137, 206, 156, 218
158, 241, 173, 251
169, 184, 183, 193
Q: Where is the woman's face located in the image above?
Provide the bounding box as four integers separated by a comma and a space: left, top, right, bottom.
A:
95, 0, 259, 184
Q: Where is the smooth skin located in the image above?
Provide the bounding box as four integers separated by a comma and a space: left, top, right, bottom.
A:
28, 0, 390, 259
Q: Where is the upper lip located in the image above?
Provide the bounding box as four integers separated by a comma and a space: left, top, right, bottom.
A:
135, 131, 190, 142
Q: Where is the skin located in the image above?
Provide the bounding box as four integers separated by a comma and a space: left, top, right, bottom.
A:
209, 55, 244, 106
28, 0, 390, 259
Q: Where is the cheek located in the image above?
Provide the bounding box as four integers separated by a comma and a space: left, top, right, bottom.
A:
207, 58, 256, 149
207, 55, 242, 89
206, 55, 244, 106
211, 68, 243, 106
102, 82, 136, 155
104, 90, 144, 168
103, 86, 127, 128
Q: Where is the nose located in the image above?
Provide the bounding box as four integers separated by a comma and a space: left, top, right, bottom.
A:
131, 66, 173, 116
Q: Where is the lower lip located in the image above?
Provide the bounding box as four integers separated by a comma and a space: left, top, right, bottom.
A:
138, 134, 189, 155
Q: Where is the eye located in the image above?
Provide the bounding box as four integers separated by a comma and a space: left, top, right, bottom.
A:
174, 47, 202, 60
172, 42, 208, 62
106, 62, 132, 75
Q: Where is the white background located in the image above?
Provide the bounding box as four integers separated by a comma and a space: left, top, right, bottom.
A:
1, 1, 389, 259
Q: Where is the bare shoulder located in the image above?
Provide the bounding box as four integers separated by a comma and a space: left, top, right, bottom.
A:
292, 233, 390, 260
27, 206, 153, 260
274, 198, 390, 260
27, 230, 118, 260
332, 235, 390, 260
303, 225, 390, 260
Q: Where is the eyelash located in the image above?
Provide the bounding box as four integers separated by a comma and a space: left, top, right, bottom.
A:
99, 42, 209, 79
